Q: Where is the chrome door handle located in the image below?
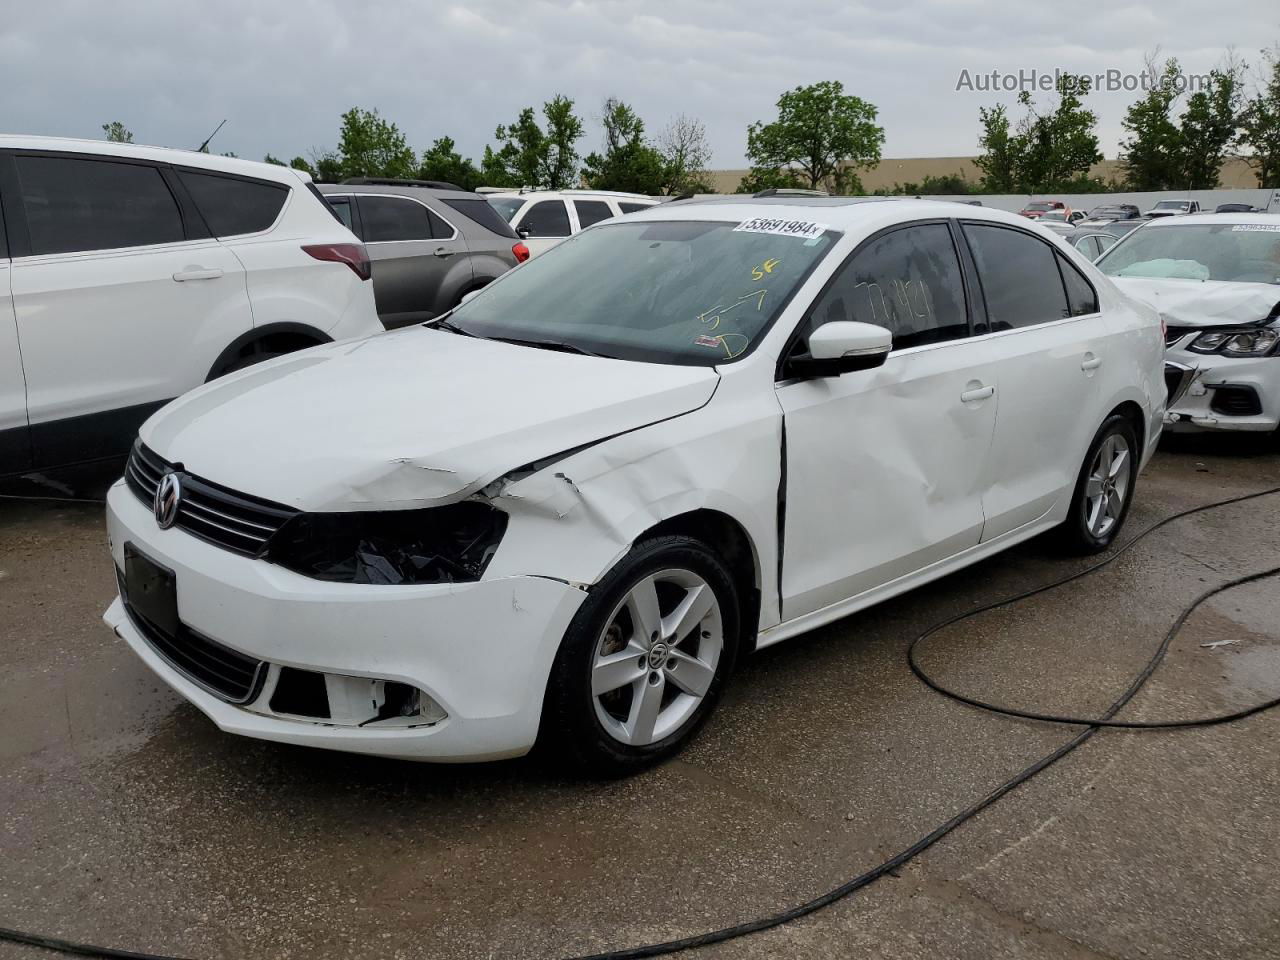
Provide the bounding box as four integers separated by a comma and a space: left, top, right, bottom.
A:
1081, 355, 1102, 371
433, 247, 454, 258
172, 268, 223, 282
960, 385, 995, 402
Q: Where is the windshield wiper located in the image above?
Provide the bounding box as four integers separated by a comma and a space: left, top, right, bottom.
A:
489, 336, 613, 359
426, 315, 475, 337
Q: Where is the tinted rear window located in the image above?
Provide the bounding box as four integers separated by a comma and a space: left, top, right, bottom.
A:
441, 198, 519, 238
17, 155, 184, 255
574, 199, 613, 227
179, 170, 288, 237
963, 224, 1070, 331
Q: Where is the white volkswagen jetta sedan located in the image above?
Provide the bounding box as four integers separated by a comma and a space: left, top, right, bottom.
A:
1096, 213, 1280, 434
104, 198, 1165, 774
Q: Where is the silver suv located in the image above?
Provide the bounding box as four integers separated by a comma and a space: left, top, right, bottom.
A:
319, 180, 526, 329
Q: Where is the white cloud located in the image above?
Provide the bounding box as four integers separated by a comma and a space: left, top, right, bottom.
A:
0, 0, 1273, 169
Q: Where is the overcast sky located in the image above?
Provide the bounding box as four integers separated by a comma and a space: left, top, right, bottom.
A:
1, 0, 1275, 170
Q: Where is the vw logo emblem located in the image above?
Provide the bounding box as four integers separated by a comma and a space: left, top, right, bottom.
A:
154, 472, 182, 530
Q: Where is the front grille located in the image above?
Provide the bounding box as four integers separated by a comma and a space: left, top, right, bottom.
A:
1165, 326, 1197, 347
1209, 385, 1263, 417
117, 566, 266, 704
126, 441, 297, 557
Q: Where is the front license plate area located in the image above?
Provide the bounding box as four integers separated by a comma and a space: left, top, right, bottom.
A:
124, 543, 179, 638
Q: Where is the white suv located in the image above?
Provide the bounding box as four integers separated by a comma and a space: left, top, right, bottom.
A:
486, 189, 659, 258
0, 136, 381, 479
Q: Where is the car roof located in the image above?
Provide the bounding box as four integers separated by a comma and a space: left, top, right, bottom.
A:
1139, 212, 1277, 228
619, 195, 1037, 232
315, 182, 478, 201
486, 189, 657, 201
0, 134, 311, 186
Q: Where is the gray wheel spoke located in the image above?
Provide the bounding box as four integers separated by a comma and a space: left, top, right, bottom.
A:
665, 649, 715, 698
1088, 494, 1106, 535
626, 576, 663, 643
626, 673, 665, 744
1086, 476, 1104, 498
663, 584, 716, 643
1108, 447, 1128, 479
592, 648, 647, 696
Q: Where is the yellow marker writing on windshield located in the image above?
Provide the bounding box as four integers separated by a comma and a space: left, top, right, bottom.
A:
750, 258, 781, 281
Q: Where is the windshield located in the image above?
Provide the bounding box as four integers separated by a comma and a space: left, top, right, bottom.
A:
1040, 211, 1067, 222
1089, 207, 1123, 218
487, 197, 526, 223
1098, 224, 1280, 284
1153, 201, 1188, 211
1026, 202, 1053, 211
445, 219, 839, 365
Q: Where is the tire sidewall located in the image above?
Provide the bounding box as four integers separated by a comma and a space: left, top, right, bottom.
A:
542, 535, 741, 774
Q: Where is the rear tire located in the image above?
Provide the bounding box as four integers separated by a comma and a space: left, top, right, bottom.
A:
1056, 414, 1139, 554
540, 535, 741, 777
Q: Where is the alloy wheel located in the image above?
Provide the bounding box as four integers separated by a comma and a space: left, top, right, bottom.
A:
1084, 433, 1131, 538
591, 568, 724, 747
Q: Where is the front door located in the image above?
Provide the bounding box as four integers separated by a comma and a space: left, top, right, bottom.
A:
356, 193, 470, 327
513, 199, 572, 259
777, 221, 998, 621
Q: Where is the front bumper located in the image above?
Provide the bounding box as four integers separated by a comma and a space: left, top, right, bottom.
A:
1162, 345, 1280, 433
103, 481, 586, 761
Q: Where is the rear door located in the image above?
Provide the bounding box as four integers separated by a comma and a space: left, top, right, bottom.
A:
776, 220, 998, 620
354, 193, 469, 327
512, 199, 572, 258
4, 150, 252, 468
959, 221, 1109, 540
0, 190, 31, 476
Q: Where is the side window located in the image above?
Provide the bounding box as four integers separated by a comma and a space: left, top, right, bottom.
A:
1097, 234, 1117, 254
326, 196, 355, 233
573, 200, 612, 227
1057, 253, 1099, 316
520, 200, 571, 238
1071, 235, 1097, 258
16, 155, 184, 255
618, 202, 650, 214
357, 196, 435, 242
802, 223, 969, 351
425, 208, 454, 239
178, 171, 288, 237
963, 224, 1070, 331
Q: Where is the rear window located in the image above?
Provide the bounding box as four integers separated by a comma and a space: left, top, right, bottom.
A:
963, 223, 1070, 330
16, 155, 185, 255
179, 170, 288, 237
441, 197, 519, 238
574, 199, 613, 227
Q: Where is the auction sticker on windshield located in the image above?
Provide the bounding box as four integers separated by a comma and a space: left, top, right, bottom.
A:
734, 217, 830, 239
1231, 224, 1280, 232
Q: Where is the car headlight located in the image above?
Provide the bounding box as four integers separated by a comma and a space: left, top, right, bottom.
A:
265, 501, 508, 585
1187, 327, 1279, 358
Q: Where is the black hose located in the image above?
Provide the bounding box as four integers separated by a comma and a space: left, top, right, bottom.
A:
3, 486, 1279, 960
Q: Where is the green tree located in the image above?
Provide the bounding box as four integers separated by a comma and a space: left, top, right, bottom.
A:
1118, 58, 1185, 190
335, 107, 416, 180
1179, 65, 1244, 188
974, 104, 1016, 192
656, 115, 714, 195
744, 81, 884, 193
487, 95, 585, 189
1240, 47, 1280, 187
309, 149, 343, 183
102, 121, 133, 143
582, 98, 666, 193
417, 136, 482, 190
734, 166, 806, 194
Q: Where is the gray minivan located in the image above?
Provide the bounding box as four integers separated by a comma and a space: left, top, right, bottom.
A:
319, 180, 525, 329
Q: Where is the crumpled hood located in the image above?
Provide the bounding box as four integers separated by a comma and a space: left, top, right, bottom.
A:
1112, 277, 1280, 329
141, 328, 719, 510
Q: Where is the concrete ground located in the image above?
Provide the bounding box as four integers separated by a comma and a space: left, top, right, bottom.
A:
1, 436, 1278, 960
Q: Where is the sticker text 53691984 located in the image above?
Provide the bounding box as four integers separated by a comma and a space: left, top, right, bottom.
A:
733, 218, 830, 240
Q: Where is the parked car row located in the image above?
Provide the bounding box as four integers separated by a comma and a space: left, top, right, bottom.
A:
485, 189, 659, 258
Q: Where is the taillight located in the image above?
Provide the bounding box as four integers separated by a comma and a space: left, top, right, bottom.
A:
512, 242, 530, 264
302, 243, 371, 281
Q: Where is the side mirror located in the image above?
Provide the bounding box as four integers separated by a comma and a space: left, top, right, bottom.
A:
517, 226, 531, 239
785, 322, 892, 379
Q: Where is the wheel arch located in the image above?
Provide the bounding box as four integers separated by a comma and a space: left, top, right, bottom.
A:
206, 322, 333, 381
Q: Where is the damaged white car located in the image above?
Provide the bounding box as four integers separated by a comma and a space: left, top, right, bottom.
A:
103, 198, 1165, 773
1098, 214, 1280, 433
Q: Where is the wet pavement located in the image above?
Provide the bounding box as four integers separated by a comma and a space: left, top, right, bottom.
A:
2, 437, 1278, 960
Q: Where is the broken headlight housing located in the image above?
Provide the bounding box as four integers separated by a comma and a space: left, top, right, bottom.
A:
265, 501, 508, 585
1187, 326, 1280, 358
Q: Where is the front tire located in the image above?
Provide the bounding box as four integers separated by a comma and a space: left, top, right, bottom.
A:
1057, 414, 1139, 553
541, 535, 741, 776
